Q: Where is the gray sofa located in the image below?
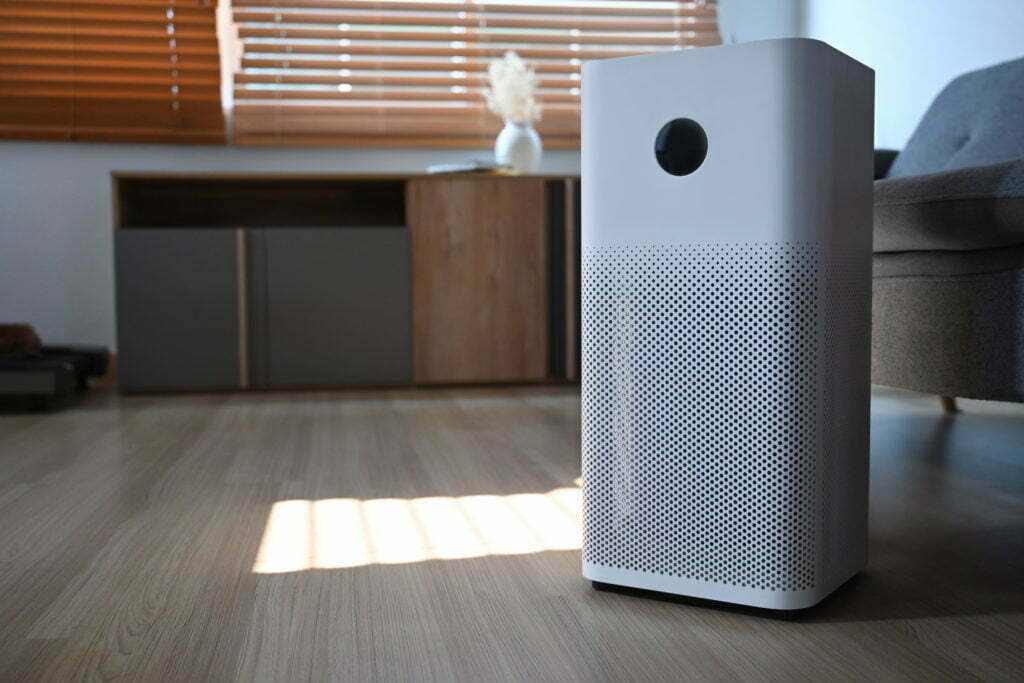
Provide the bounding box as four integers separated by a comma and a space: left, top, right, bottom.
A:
872, 56, 1024, 408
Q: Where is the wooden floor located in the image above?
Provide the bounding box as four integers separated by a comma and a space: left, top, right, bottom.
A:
1, 386, 1023, 681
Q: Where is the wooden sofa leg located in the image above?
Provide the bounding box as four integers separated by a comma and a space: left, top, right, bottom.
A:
939, 396, 959, 413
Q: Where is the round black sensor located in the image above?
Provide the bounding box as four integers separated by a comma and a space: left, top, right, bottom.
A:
654, 118, 708, 176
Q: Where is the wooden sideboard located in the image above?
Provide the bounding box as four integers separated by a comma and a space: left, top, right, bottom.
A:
113, 173, 580, 391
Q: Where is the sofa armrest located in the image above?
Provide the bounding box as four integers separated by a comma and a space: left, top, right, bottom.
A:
874, 157, 1024, 253
874, 149, 900, 179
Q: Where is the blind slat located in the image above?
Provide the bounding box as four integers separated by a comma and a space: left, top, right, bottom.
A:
232, 10, 717, 33
2, 85, 221, 101
0, 53, 221, 71
0, 123, 226, 143
234, 113, 579, 134
242, 43, 653, 60
233, 102, 581, 119
240, 56, 579, 74
235, 134, 580, 149
233, 87, 578, 103
2, 22, 218, 41
0, 36, 221, 56
236, 72, 578, 89
0, 51, 222, 70
237, 27, 715, 47
5, 68, 222, 86
242, 0, 715, 19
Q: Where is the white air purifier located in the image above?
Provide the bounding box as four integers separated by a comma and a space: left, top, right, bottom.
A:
581, 39, 873, 610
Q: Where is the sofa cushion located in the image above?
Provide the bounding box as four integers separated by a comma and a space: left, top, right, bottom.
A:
887, 57, 1024, 179
874, 244, 1024, 278
874, 158, 1024, 253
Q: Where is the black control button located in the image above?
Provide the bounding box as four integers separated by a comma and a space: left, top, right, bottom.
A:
654, 118, 708, 176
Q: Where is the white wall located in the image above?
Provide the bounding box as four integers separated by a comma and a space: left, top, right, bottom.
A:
717, 0, 801, 45
801, 0, 1024, 149
0, 143, 579, 349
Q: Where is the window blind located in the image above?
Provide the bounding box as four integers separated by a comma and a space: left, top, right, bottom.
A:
0, 0, 225, 143
230, 0, 719, 148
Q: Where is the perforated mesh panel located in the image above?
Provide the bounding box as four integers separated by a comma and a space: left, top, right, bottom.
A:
819, 248, 871, 585
582, 242, 821, 592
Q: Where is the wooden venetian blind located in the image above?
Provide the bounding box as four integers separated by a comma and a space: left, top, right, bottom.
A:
230, 0, 719, 148
0, 0, 225, 143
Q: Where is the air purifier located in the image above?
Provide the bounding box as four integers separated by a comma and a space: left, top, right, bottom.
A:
581, 39, 873, 610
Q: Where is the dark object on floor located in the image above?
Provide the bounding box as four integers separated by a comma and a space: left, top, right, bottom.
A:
0, 323, 42, 357
0, 345, 110, 410
871, 55, 1024, 404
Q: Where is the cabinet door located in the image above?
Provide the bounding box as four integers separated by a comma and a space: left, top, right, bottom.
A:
254, 228, 411, 387
408, 178, 547, 383
115, 229, 240, 391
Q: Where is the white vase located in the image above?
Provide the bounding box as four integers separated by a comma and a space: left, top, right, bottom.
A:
494, 121, 542, 174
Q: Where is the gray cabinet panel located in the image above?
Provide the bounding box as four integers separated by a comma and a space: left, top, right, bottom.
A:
258, 228, 411, 386
116, 229, 240, 390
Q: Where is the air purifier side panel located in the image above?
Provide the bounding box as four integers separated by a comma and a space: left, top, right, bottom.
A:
816, 247, 871, 600
810, 45, 874, 597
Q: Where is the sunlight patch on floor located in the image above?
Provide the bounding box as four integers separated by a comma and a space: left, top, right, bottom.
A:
252, 486, 582, 573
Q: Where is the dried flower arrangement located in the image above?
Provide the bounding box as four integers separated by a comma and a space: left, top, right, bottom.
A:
484, 51, 541, 124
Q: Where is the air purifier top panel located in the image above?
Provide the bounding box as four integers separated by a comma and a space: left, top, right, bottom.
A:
582, 38, 873, 249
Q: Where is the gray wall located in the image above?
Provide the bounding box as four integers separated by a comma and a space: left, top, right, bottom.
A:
0, 143, 579, 349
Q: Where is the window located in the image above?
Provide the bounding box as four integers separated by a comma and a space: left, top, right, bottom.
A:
229, 0, 719, 147
0, 1, 718, 147
0, 0, 225, 143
